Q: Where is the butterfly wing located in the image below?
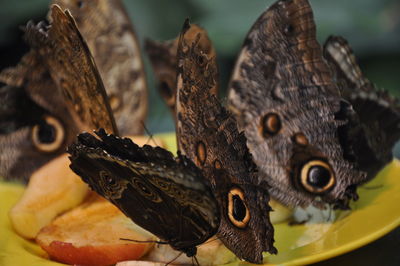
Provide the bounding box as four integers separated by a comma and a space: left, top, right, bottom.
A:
68, 129, 220, 256
51, 0, 148, 135
0, 5, 119, 182
0, 45, 78, 183
227, 0, 366, 209
175, 20, 276, 264
146, 23, 217, 119
24, 5, 117, 134
145, 38, 179, 116
324, 35, 400, 178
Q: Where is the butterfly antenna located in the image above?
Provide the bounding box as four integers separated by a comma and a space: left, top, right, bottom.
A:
120, 238, 168, 245
193, 255, 200, 266
141, 120, 159, 146
165, 251, 184, 266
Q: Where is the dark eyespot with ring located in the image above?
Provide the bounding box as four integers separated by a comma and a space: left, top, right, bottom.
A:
132, 178, 162, 203
100, 171, 115, 186
259, 112, 281, 138
31, 115, 65, 153
98, 170, 126, 200
300, 160, 335, 194
228, 188, 250, 228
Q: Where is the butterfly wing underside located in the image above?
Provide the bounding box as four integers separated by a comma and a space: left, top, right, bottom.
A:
175, 20, 276, 263
24, 5, 118, 134
228, 0, 366, 209
323, 35, 400, 178
51, 0, 148, 135
0, 53, 78, 182
0, 5, 112, 182
146, 23, 217, 119
68, 129, 219, 256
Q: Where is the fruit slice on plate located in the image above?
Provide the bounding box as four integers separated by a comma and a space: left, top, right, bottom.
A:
9, 154, 89, 239
36, 199, 156, 266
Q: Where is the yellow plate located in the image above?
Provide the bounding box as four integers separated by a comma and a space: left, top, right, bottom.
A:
1, 133, 399, 265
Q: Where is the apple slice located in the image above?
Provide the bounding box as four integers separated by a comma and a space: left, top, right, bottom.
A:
9, 153, 89, 239
36, 199, 156, 266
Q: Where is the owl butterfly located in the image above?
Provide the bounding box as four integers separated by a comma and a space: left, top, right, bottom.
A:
228, 0, 400, 210
0, 0, 144, 182
175, 20, 276, 263
69, 20, 276, 264
145, 23, 217, 118
69, 129, 220, 261
51, 0, 148, 135
29, 6, 219, 263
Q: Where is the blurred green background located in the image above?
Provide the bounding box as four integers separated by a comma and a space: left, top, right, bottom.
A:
0, 0, 399, 156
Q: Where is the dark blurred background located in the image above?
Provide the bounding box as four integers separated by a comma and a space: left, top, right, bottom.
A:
0, 0, 399, 156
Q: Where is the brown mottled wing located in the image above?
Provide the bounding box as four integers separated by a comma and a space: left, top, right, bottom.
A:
228, 0, 366, 209
145, 38, 178, 115
0, 52, 73, 120
24, 5, 117, 134
324, 35, 400, 178
0, 50, 79, 183
146, 23, 217, 118
51, 0, 148, 135
68, 129, 219, 257
175, 20, 275, 264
